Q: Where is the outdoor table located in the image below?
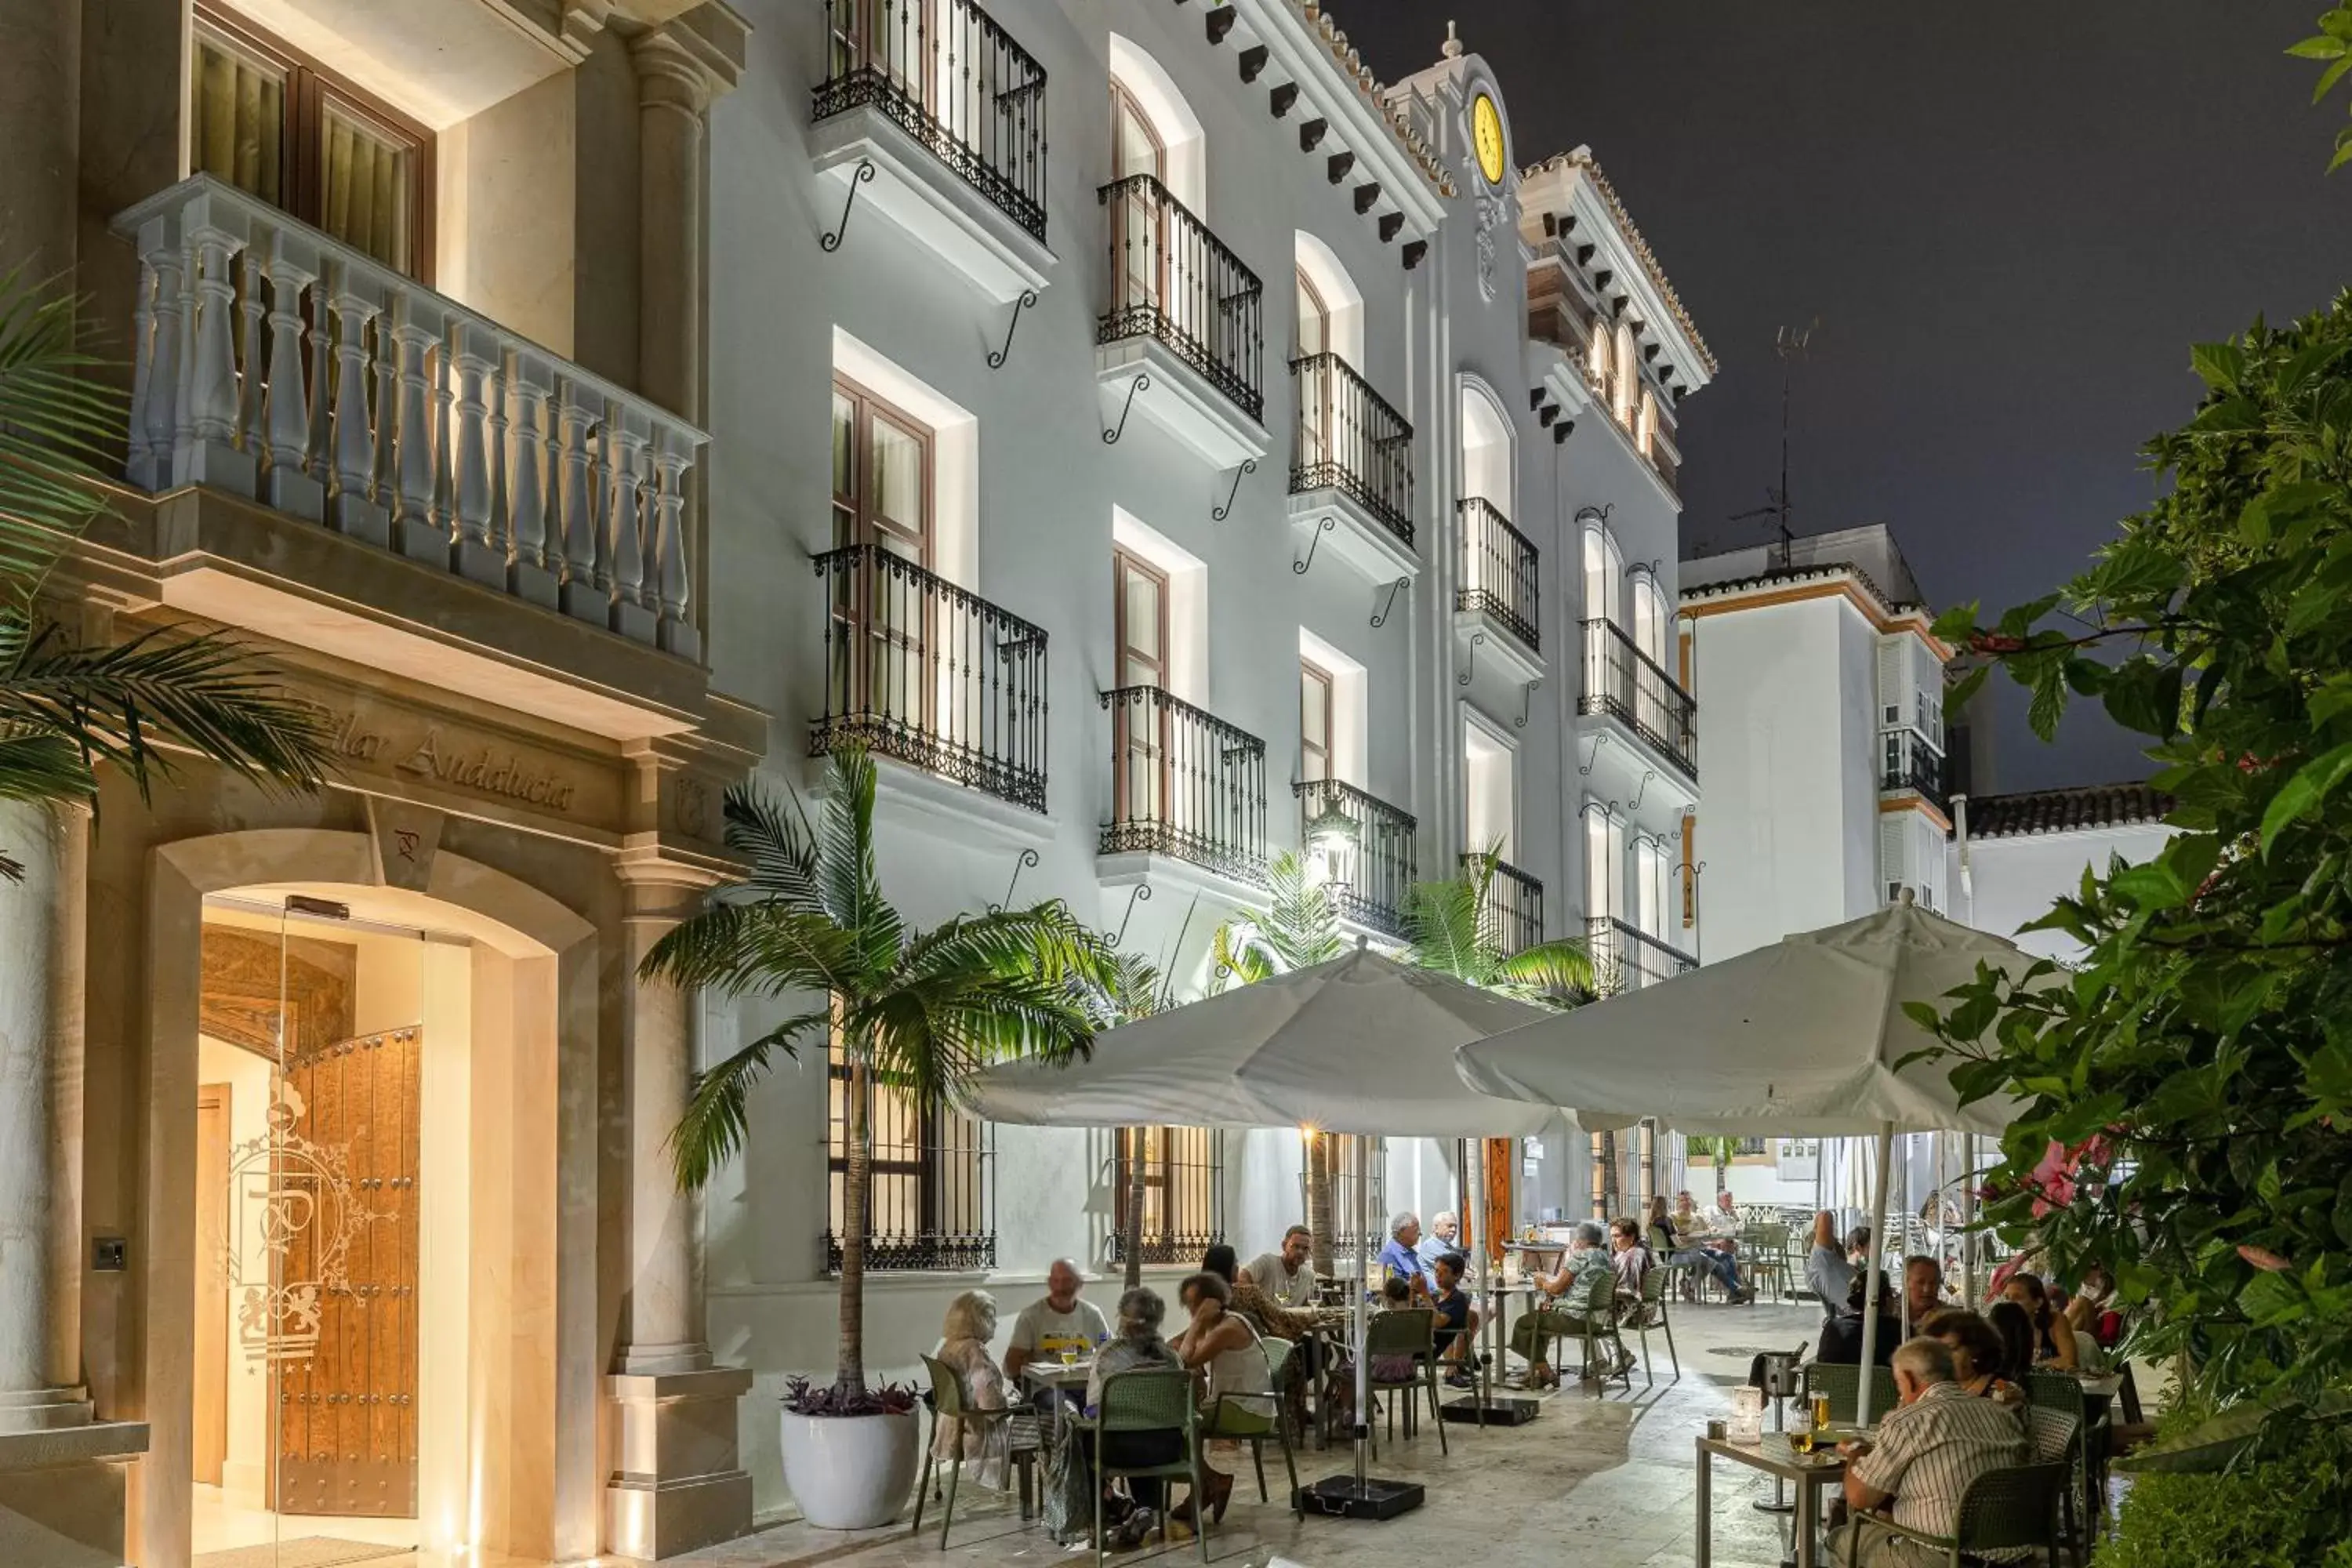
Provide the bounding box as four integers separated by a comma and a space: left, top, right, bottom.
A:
1019, 1359, 1092, 1443
1476, 1276, 1544, 1392
1294, 1313, 1351, 1450
1695, 1429, 1857, 1568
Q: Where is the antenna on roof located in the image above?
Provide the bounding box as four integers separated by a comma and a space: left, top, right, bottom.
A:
1728, 320, 1820, 572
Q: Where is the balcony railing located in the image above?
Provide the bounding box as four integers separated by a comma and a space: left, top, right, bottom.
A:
811, 543, 1049, 811
1101, 686, 1268, 883
1580, 619, 1698, 780
1294, 779, 1416, 938
1098, 173, 1264, 422
117, 177, 703, 657
1290, 353, 1414, 547
815, 0, 1048, 241
1881, 729, 1949, 815
1464, 852, 1543, 956
1457, 497, 1540, 653
1586, 916, 1697, 993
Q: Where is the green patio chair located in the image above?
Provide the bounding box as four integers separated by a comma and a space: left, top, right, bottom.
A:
912, 1352, 1036, 1549
1743, 1224, 1792, 1302
1802, 1360, 1898, 1427
1083, 1367, 1204, 1567
1838, 1460, 2070, 1566
1628, 1261, 1682, 1385
1363, 1308, 1448, 1456
2027, 1370, 2104, 1561
1548, 1268, 1632, 1392
1203, 1334, 1301, 1517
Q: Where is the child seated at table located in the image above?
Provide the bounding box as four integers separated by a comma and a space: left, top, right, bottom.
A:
1370, 1278, 1419, 1381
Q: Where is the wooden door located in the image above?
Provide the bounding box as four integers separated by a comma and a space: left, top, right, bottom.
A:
273, 1025, 422, 1519
1112, 550, 1171, 826
1110, 82, 1166, 321
1296, 270, 1331, 470
830, 377, 935, 732
194, 1084, 231, 1487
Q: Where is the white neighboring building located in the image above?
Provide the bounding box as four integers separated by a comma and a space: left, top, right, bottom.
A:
1954, 783, 2175, 960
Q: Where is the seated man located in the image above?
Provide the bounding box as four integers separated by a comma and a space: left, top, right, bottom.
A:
1004, 1258, 1110, 1407
1376, 1210, 1433, 1301
1818, 1269, 1904, 1367
1417, 1210, 1464, 1270
1903, 1254, 1947, 1328
1241, 1224, 1318, 1308
1428, 1252, 1482, 1388
1829, 1338, 2031, 1566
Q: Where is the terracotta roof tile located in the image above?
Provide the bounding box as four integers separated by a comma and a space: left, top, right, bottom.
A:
1965, 783, 2172, 839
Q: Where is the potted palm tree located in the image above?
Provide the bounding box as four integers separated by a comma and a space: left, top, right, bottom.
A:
0, 271, 329, 877
640, 749, 1119, 1530
1210, 850, 1347, 1271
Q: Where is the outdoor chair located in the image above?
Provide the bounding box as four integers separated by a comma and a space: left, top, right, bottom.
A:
1629, 1260, 1682, 1385
1802, 1359, 1898, 1426
912, 1352, 1038, 1548
2027, 1370, 2106, 1558
1838, 1460, 2071, 1567
1363, 1308, 1448, 1456
1082, 1367, 1206, 1567
1743, 1224, 1792, 1302
1203, 1334, 1302, 1517
1551, 1269, 1632, 1392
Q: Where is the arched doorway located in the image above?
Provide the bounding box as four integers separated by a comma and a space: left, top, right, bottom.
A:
147, 832, 601, 1568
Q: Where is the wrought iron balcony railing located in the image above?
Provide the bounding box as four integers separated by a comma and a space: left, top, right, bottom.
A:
1580, 618, 1698, 780
1294, 778, 1417, 938
1290, 352, 1414, 547
1464, 852, 1544, 956
1586, 915, 1697, 993
812, 543, 1049, 811
1881, 729, 1949, 815
1457, 497, 1540, 653
1102, 685, 1268, 883
815, 0, 1048, 241
1098, 172, 1265, 422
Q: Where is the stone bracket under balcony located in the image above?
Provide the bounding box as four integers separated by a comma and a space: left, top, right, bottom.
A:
1094, 849, 1272, 921
812, 109, 1055, 306
1096, 339, 1272, 471
1453, 608, 1544, 690
1286, 491, 1418, 583
1573, 712, 1698, 819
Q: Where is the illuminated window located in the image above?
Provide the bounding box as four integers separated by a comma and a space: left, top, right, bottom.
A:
1112, 1127, 1223, 1265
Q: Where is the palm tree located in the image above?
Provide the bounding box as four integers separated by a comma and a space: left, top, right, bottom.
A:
640, 748, 1120, 1401
1401, 849, 1599, 1242
0, 271, 329, 878
1210, 850, 1347, 1272
1689, 1134, 1737, 1197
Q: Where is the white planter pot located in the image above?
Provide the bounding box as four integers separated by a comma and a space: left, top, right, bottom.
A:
779, 1406, 921, 1530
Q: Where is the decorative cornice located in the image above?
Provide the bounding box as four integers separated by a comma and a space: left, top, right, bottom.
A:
1283, 2, 1454, 200
1524, 147, 1714, 376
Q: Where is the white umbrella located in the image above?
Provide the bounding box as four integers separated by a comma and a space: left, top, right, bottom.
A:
971, 945, 1587, 1138
1456, 898, 2031, 1421
970, 944, 1607, 1516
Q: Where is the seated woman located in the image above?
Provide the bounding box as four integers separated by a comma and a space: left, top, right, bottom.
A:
1921, 1307, 2024, 1408
1509, 1221, 1616, 1388
2001, 1272, 2080, 1370
1083, 1287, 1185, 1525
931, 1290, 1013, 1488
1169, 1271, 1270, 1526
1815, 1269, 1901, 1367
1202, 1243, 1319, 1342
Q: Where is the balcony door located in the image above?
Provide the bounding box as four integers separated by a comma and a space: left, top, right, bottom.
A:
1299, 659, 1333, 784
1114, 550, 1171, 827
832, 377, 935, 732
1110, 81, 1167, 326
1296, 270, 1332, 473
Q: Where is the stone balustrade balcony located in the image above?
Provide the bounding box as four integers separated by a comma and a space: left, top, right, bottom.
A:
108, 176, 710, 740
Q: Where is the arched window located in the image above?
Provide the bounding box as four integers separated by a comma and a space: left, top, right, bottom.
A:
1613, 323, 1639, 428
1637, 389, 1658, 459
1581, 517, 1623, 627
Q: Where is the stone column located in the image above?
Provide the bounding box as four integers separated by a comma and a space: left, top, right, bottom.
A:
604, 858, 751, 1560
0, 801, 147, 1568
0, 801, 91, 1434
631, 28, 710, 427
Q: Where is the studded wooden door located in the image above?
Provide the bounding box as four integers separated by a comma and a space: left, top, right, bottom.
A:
271, 1025, 421, 1518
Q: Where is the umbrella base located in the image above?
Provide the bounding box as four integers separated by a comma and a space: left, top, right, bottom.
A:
1295, 1475, 1425, 1520
1439, 1396, 1541, 1425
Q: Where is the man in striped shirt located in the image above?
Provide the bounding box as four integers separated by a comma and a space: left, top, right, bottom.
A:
1828, 1337, 2031, 1566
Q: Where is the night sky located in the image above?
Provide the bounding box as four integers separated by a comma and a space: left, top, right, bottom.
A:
1341, 1, 2352, 792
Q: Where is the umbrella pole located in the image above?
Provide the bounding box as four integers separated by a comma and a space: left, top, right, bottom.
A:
1857, 1123, 1893, 1426
1354, 1130, 1370, 1489
1900, 1133, 1913, 1341
1298, 1130, 1424, 1519
1961, 1133, 1978, 1305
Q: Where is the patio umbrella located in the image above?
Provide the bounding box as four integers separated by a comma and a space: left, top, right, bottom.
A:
1455, 897, 2033, 1421
969, 943, 1612, 1518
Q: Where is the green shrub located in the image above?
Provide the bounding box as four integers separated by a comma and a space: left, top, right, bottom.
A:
2096, 1436, 2352, 1568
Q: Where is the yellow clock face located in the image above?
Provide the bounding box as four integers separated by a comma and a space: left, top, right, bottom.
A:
1472, 93, 1505, 186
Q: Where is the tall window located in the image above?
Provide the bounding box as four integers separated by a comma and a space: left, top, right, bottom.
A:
1296, 268, 1331, 470
826, 1028, 994, 1272
191, 4, 433, 277
1584, 806, 1625, 924
1325, 1133, 1386, 1261
1613, 323, 1639, 428
1109, 79, 1166, 321
1112, 550, 1170, 824
1299, 659, 1333, 783
831, 376, 932, 560
1633, 836, 1671, 939
1113, 1127, 1222, 1264
829, 378, 935, 733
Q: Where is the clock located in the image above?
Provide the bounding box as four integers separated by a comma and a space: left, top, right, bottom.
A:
1471, 92, 1505, 187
